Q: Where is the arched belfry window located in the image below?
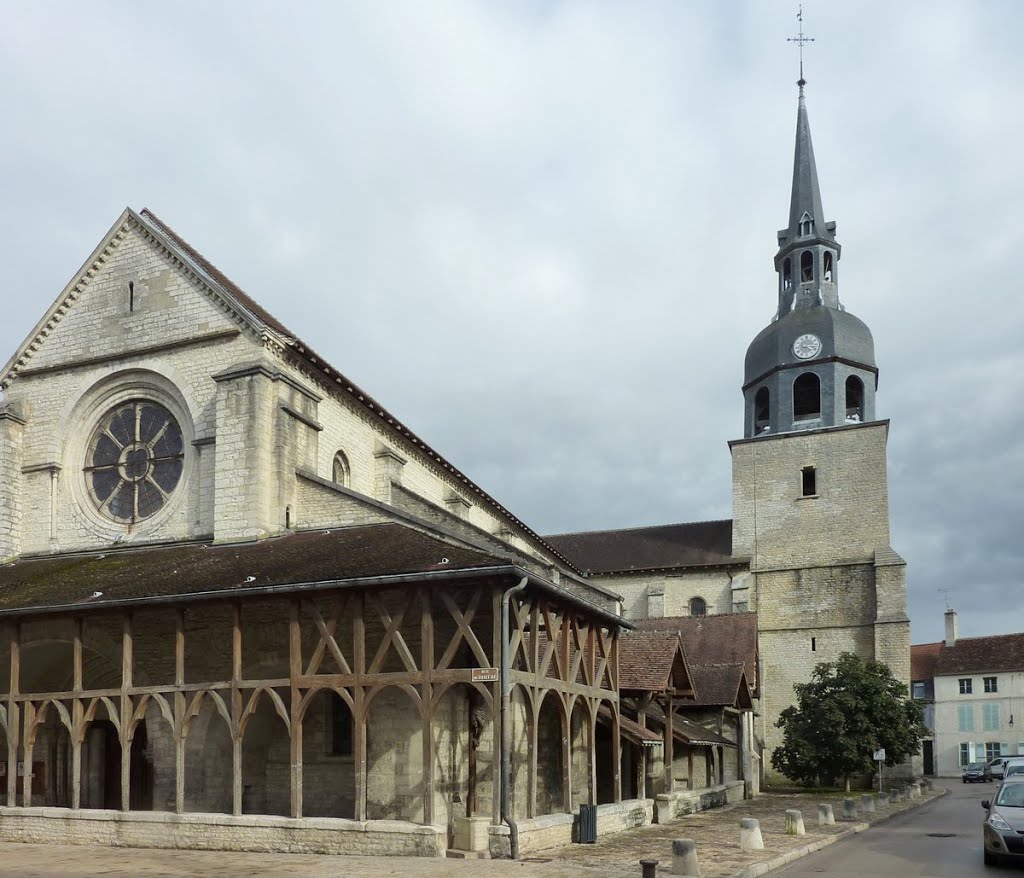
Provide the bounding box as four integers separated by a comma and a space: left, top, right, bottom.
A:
754, 386, 770, 434
845, 376, 864, 422
793, 372, 821, 422
332, 450, 351, 487
782, 258, 792, 291
823, 251, 834, 283
689, 597, 707, 617
800, 251, 813, 283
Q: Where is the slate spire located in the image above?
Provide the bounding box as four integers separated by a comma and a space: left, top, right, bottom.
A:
785, 85, 831, 244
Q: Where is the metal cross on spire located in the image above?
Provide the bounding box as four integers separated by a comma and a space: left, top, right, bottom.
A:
787, 4, 814, 90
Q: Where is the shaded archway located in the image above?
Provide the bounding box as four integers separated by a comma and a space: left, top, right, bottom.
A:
182, 691, 232, 813
241, 687, 291, 816
569, 698, 592, 811
365, 684, 424, 822
535, 690, 565, 816
299, 687, 354, 818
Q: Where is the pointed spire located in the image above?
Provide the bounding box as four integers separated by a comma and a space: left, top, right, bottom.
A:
786, 87, 829, 242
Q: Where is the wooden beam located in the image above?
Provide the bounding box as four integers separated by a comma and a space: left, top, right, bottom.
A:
353, 593, 367, 822
71, 618, 83, 809
491, 588, 503, 825
611, 699, 621, 803
7, 624, 20, 806
561, 695, 572, 813
21, 701, 33, 807
120, 613, 133, 811
231, 603, 243, 817
665, 695, 674, 794
288, 599, 303, 818
174, 609, 185, 814
420, 589, 434, 825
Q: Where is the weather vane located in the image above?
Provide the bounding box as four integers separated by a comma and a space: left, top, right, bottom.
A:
938, 587, 953, 611
787, 4, 814, 89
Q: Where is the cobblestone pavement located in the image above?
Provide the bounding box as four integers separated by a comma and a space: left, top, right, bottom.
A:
0, 786, 944, 878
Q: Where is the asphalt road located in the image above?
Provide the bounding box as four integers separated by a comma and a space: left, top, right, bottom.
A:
770, 778, 1012, 876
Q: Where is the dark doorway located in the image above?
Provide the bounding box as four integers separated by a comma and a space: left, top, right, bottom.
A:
97, 720, 153, 810
923, 740, 934, 776
595, 720, 614, 804
100, 721, 120, 809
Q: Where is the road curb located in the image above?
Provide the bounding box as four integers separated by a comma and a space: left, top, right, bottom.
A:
728, 788, 949, 878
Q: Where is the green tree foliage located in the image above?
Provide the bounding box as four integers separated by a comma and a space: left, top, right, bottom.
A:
772, 652, 926, 790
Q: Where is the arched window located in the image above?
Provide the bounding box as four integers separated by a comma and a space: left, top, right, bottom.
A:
793, 372, 821, 422
800, 251, 813, 283
782, 258, 792, 291
823, 251, 834, 283
799, 213, 814, 236
754, 386, 770, 434
845, 376, 864, 422
689, 597, 707, 617
332, 450, 351, 487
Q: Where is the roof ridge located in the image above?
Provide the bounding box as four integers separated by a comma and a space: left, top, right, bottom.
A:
545, 519, 733, 539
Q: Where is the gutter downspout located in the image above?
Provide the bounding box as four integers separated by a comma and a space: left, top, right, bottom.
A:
500, 575, 528, 860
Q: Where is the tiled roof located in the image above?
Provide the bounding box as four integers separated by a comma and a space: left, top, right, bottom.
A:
637, 613, 759, 694
596, 704, 663, 746
619, 631, 693, 693
934, 632, 1024, 676
136, 209, 578, 576
543, 521, 736, 574
0, 524, 506, 613
911, 642, 941, 682
689, 664, 753, 708
642, 706, 736, 747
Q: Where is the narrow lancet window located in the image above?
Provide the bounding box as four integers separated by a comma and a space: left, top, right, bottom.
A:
845, 375, 864, 422
793, 372, 821, 422
823, 251, 834, 283
782, 258, 792, 291
801, 466, 817, 497
332, 450, 351, 487
754, 386, 770, 434
800, 251, 813, 283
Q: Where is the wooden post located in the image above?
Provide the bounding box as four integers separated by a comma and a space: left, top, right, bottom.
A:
561, 697, 572, 813
687, 748, 694, 790
22, 701, 34, 807
719, 745, 725, 785
288, 600, 303, 818
491, 588, 503, 825
705, 747, 713, 788
7, 623, 20, 807
587, 701, 597, 805
420, 590, 434, 825
120, 614, 133, 811
71, 618, 83, 809
611, 700, 622, 803
664, 695, 674, 794
353, 593, 367, 822
231, 603, 243, 817
637, 695, 648, 801
528, 698, 539, 818
174, 608, 186, 814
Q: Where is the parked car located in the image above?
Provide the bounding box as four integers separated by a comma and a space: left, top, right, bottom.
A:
982, 776, 1024, 866
988, 757, 1006, 779
1007, 763, 1024, 779
964, 762, 992, 783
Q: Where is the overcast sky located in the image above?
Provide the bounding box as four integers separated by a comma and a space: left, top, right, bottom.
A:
2, 1, 1022, 645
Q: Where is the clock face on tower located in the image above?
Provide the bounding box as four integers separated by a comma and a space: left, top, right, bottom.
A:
792, 333, 822, 360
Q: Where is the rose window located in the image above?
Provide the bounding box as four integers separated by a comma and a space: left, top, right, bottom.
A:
85, 401, 184, 523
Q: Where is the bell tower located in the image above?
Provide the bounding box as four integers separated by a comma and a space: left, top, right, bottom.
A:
729, 49, 911, 779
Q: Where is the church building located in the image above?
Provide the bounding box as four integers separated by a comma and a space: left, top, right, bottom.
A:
0, 77, 909, 858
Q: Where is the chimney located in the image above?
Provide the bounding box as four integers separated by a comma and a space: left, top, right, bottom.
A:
944, 609, 958, 647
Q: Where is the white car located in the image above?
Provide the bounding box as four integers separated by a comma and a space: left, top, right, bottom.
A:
989, 758, 1007, 779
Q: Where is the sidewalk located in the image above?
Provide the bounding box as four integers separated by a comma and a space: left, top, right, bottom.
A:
0, 785, 944, 878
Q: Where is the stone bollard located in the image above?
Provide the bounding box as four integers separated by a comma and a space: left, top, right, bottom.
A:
640, 859, 659, 878
818, 803, 835, 826
923, 778, 933, 792
878, 792, 890, 808
671, 838, 701, 876
911, 782, 921, 799
842, 798, 858, 819
785, 809, 806, 836
890, 787, 903, 803
740, 818, 765, 851
860, 794, 875, 814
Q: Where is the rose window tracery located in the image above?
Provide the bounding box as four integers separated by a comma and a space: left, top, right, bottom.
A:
84, 401, 184, 524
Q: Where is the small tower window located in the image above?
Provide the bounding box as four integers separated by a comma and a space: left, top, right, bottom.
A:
689, 596, 707, 617
845, 376, 864, 422
782, 258, 792, 291
801, 466, 817, 497
793, 372, 821, 422
800, 251, 813, 283
799, 213, 814, 236
754, 386, 770, 434
332, 450, 351, 487
823, 251, 834, 283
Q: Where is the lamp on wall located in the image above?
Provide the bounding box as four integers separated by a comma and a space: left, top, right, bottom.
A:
1010, 714, 1015, 728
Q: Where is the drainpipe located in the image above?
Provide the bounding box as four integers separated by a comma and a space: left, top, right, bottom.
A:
500, 575, 528, 860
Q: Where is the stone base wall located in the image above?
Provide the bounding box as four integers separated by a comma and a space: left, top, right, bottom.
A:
488, 799, 654, 858
654, 780, 745, 823
0, 807, 446, 857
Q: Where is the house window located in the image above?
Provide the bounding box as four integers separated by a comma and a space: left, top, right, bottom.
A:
986, 742, 1007, 761
689, 597, 707, 617
801, 466, 817, 497
959, 678, 973, 694
983, 703, 1001, 732
793, 373, 821, 422
332, 450, 351, 487
329, 692, 354, 756
958, 704, 974, 732
984, 676, 998, 693
85, 400, 184, 524
960, 742, 975, 766
911, 681, 926, 699
800, 250, 813, 282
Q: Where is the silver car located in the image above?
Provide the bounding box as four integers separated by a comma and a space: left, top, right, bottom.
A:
983, 776, 1024, 866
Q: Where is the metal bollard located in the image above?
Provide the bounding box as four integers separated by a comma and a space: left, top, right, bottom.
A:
818, 802, 835, 825
860, 794, 875, 813
842, 797, 858, 819
785, 809, 806, 835
640, 859, 659, 878
740, 817, 764, 851
671, 838, 700, 876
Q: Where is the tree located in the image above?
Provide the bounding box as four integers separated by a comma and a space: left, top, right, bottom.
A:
772, 652, 926, 791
